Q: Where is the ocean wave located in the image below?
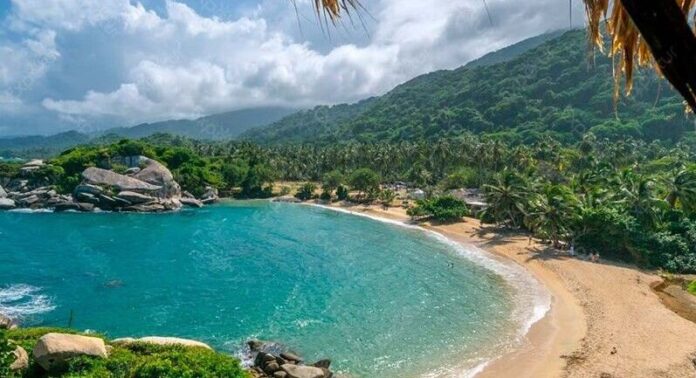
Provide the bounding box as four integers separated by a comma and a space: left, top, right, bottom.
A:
8, 208, 54, 213
0, 284, 55, 319
307, 204, 552, 378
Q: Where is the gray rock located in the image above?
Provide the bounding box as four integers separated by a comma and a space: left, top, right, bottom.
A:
53, 201, 81, 212
97, 195, 118, 209
183, 191, 196, 199
180, 197, 203, 208
247, 339, 264, 352
124, 203, 166, 212
33, 333, 108, 372
200, 186, 219, 204
132, 157, 181, 199
74, 184, 104, 196
265, 361, 281, 374
17, 194, 40, 207
274, 372, 289, 378
0, 198, 16, 210
76, 203, 95, 212
0, 185, 6, 198
115, 191, 156, 204
124, 167, 141, 175
281, 352, 303, 363
280, 364, 325, 378
82, 167, 161, 193
10, 346, 28, 371
313, 359, 331, 369
76, 192, 99, 204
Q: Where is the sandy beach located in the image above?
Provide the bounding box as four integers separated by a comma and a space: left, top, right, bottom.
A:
321, 202, 696, 377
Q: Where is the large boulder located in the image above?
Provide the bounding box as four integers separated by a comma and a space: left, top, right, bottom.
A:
33, 333, 108, 372
132, 157, 181, 200
200, 186, 219, 204
180, 197, 203, 208
0, 185, 6, 198
0, 198, 15, 210
111, 336, 212, 350
280, 364, 326, 378
82, 167, 161, 194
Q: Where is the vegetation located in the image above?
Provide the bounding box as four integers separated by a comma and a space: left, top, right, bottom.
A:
408, 196, 469, 222
688, 281, 696, 296
295, 182, 317, 201
243, 30, 693, 145
0, 328, 248, 378
348, 168, 380, 202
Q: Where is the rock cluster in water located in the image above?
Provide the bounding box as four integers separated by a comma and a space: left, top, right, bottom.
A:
0, 156, 219, 212
247, 339, 335, 378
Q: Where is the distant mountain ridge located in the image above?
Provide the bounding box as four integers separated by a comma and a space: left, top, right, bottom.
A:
243, 29, 691, 145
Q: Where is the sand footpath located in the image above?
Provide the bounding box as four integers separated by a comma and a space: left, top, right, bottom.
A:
321, 202, 696, 377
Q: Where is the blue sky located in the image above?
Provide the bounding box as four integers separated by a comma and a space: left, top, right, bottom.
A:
0, 0, 587, 136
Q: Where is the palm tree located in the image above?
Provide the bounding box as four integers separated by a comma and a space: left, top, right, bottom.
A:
611, 169, 666, 229
483, 170, 531, 228
525, 184, 579, 248
662, 167, 696, 213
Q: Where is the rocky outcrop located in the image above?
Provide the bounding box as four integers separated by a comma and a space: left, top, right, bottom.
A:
33, 333, 108, 371
112, 336, 212, 350
181, 197, 204, 208
248, 340, 334, 378
200, 186, 219, 205
19, 159, 44, 175
72, 156, 182, 212
0, 185, 6, 198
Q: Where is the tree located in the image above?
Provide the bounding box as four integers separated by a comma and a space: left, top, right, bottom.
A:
322, 170, 344, 194
348, 168, 380, 201
662, 167, 696, 213
379, 189, 397, 209
525, 184, 579, 248
295, 182, 317, 201
483, 170, 531, 228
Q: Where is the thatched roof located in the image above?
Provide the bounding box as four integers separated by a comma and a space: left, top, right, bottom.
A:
311, 0, 696, 112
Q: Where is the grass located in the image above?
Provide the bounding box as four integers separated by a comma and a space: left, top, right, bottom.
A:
687, 280, 696, 296
1, 328, 250, 378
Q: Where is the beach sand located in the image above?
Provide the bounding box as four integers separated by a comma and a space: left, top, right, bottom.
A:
322, 202, 696, 377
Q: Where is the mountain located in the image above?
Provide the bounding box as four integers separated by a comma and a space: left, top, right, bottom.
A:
0, 107, 297, 157
102, 107, 297, 140
243, 29, 692, 145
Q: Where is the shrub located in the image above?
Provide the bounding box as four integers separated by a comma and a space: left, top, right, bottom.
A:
336, 185, 349, 201
295, 183, 317, 201
688, 281, 696, 296
409, 195, 469, 222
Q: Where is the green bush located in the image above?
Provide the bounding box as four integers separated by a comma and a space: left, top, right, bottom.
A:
408, 195, 469, 222
295, 183, 317, 201
336, 185, 349, 201
1, 328, 248, 378
687, 281, 696, 296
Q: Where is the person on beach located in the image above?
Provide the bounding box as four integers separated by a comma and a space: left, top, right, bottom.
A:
569, 244, 575, 257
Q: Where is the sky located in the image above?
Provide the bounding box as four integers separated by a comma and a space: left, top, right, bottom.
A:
0, 0, 587, 136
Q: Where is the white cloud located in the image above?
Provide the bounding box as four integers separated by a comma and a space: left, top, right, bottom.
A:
1, 0, 587, 133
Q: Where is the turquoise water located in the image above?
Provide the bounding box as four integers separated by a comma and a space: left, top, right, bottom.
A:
0, 202, 524, 377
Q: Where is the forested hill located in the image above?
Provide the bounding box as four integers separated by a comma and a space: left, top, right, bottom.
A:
243, 29, 693, 145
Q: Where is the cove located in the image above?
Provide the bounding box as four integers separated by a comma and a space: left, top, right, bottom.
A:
0, 201, 521, 377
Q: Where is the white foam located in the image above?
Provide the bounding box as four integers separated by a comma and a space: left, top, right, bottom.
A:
307, 204, 552, 378
0, 284, 55, 319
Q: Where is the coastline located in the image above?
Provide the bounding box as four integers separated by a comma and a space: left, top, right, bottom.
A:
310, 201, 696, 377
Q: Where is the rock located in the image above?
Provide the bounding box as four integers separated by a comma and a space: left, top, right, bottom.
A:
0, 198, 16, 210
74, 184, 103, 196
281, 364, 325, 378
125, 167, 141, 175
124, 203, 166, 212
111, 336, 212, 350
0, 313, 17, 329
281, 352, 303, 363
183, 191, 196, 199
10, 346, 29, 371
23, 159, 44, 168
200, 186, 219, 204
265, 361, 281, 374
247, 339, 264, 352
53, 201, 81, 212
274, 372, 289, 378
115, 191, 156, 204
97, 195, 118, 209
0, 185, 6, 198
313, 359, 331, 369
76, 192, 99, 204
33, 333, 108, 372
180, 197, 203, 208
273, 195, 302, 203
132, 157, 181, 199
82, 167, 161, 193
17, 194, 40, 207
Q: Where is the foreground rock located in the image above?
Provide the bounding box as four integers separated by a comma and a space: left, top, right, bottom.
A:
0, 198, 16, 210
10, 346, 29, 371
248, 340, 334, 378
0, 185, 6, 198
111, 336, 212, 350
0, 313, 17, 329
33, 333, 108, 371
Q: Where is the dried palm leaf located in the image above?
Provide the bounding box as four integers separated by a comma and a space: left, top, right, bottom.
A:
584, 0, 696, 112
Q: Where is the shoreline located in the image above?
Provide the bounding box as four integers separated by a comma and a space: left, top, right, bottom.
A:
308, 202, 578, 377
310, 201, 696, 377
